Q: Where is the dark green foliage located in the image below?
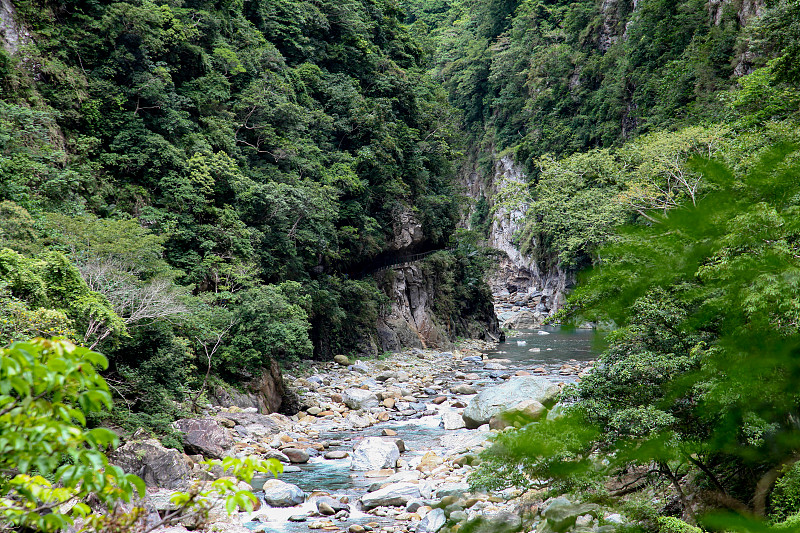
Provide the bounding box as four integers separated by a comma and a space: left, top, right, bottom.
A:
0, 0, 488, 438
469, 195, 490, 238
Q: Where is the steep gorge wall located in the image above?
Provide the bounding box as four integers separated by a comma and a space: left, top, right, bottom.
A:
463, 154, 571, 324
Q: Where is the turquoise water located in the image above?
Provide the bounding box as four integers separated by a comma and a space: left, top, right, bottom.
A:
248, 326, 603, 532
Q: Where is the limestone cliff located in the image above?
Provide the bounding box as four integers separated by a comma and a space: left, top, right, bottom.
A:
462, 153, 572, 327
0, 0, 29, 55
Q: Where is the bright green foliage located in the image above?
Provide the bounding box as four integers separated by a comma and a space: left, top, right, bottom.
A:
657, 517, 703, 533
771, 462, 800, 523
0, 338, 144, 531
478, 144, 800, 527
0, 284, 75, 343
0, 248, 126, 346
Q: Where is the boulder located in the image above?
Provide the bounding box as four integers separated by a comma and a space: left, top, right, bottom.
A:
462, 377, 559, 429
334, 354, 351, 366
543, 497, 600, 532
315, 496, 349, 514
436, 483, 469, 498
442, 411, 466, 430
325, 451, 349, 460
262, 479, 305, 507
343, 388, 380, 410
351, 437, 400, 471
450, 384, 477, 395
110, 438, 191, 489
283, 448, 310, 463
488, 399, 547, 429
174, 418, 234, 459
360, 482, 421, 510
417, 508, 446, 533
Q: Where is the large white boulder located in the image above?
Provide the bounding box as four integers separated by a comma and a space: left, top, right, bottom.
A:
262, 479, 305, 507
462, 376, 559, 429
343, 388, 379, 410
360, 482, 421, 510
350, 437, 400, 471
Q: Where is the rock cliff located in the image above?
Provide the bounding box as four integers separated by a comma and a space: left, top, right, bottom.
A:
462, 154, 573, 328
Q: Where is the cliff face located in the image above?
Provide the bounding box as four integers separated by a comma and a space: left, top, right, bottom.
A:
0, 0, 29, 55
464, 155, 572, 327
374, 262, 501, 352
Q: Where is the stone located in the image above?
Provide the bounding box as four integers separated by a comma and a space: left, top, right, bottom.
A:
417, 508, 446, 533
360, 482, 422, 510
436, 483, 470, 498
383, 398, 396, 409
343, 388, 380, 410
110, 438, 191, 489
288, 515, 308, 522
382, 429, 398, 436
451, 384, 477, 395
325, 450, 349, 460
367, 470, 421, 492
316, 496, 349, 514
351, 437, 400, 471
462, 377, 560, 429
318, 502, 336, 516
406, 499, 424, 513
262, 479, 305, 507
307, 406, 323, 416
416, 451, 443, 473
605, 513, 624, 524
442, 411, 466, 430
349, 525, 366, 533
174, 418, 234, 459
334, 354, 351, 366
543, 497, 600, 532
432, 396, 447, 405
349, 363, 370, 374
483, 362, 506, 370
488, 399, 547, 430
283, 448, 310, 463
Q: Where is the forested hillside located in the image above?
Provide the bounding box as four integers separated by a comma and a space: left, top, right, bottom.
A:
394, 0, 800, 530
0, 0, 495, 432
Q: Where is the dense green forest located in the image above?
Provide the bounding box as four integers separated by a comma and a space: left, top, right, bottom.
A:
4, 0, 800, 531
0, 0, 497, 433
395, 0, 800, 530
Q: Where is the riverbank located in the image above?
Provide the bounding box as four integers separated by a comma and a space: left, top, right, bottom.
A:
127, 335, 597, 533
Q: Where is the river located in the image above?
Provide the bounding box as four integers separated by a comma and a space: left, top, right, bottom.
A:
241, 327, 603, 533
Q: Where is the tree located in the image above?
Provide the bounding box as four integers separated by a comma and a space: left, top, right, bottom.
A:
474, 143, 800, 529
0, 338, 143, 531
0, 337, 282, 532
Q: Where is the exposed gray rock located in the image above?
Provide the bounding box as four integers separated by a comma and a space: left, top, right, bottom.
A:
441, 411, 466, 430
343, 389, 379, 410
283, 448, 310, 463
543, 497, 600, 532
360, 482, 421, 510
436, 483, 469, 498
315, 496, 349, 513
417, 508, 446, 533
110, 438, 191, 489
462, 377, 560, 429
262, 479, 305, 507
351, 437, 400, 471
174, 418, 234, 459
450, 384, 477, 395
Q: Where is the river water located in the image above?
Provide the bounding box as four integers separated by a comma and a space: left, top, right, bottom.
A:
244, 327, 603, 532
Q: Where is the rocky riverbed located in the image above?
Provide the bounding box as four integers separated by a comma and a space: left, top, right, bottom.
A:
110, 336, 621, 533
